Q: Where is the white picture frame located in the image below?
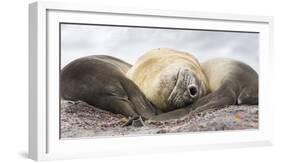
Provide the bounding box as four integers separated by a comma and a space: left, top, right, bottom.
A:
29, 1, 274, 161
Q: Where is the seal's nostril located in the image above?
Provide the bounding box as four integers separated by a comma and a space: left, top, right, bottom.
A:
188, 85, 198, 97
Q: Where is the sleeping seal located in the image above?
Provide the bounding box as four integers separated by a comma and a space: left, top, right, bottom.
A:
150, 58, 258, 121
126, 48, 209, 112
61, 55, 156, 120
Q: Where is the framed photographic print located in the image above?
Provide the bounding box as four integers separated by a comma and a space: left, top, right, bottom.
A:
29, 1, 274, 161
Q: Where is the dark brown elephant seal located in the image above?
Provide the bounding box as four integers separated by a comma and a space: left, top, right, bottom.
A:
150, 58, 258, 121
126, 48, 209, 112
61, 55, 157, 120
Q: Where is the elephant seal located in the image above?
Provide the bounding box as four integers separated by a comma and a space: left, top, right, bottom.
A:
61, 55, 157, 120
126, 48, 209, 112
150, 58, 259, 121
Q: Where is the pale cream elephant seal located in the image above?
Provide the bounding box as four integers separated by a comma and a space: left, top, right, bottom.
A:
150, 58, 259, 121
126, 48, 209, 112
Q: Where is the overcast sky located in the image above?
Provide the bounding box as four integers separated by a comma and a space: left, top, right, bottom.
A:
61, 24, 259, 72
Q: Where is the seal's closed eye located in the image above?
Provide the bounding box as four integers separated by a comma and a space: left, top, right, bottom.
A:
105, 87, 126, 97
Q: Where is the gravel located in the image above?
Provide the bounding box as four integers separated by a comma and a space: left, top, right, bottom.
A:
60, 100, 258, 139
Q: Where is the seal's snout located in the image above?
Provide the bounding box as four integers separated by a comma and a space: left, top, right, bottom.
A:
188, 85, 198, 98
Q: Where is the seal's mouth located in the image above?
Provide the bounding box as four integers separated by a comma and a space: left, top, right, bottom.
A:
167, 91, 195, 110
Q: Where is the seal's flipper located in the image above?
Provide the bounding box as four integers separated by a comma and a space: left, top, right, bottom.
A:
189, 85, 237, 114
122, 116, 145, 127
148, 84, 237, 121
121, 79, 157, 119
149, 108, 190, 121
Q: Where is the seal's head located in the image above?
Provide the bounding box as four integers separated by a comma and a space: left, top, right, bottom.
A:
166, 68, 205, 110
237, 86, 259, 105
126, 48, 209, 112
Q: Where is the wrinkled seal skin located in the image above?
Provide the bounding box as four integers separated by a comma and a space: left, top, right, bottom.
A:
61, 55, 157, 119
126, 48, 209, 112
150, 58, 259, 121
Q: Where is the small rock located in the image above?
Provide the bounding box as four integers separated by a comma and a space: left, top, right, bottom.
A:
132, 117, 145, 127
